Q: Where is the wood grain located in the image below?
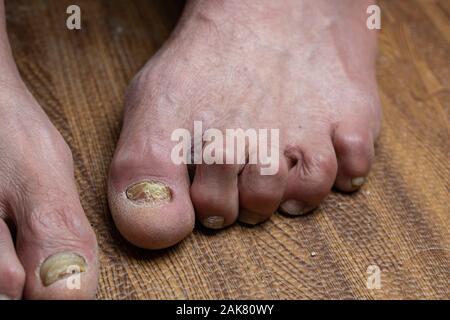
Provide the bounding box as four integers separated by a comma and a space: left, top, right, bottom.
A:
5, 0, 449, 299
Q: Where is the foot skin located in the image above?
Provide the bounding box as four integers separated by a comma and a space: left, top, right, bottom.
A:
0, 85, 99, 299
0, 2, 98, 299
108, 0, 381, 249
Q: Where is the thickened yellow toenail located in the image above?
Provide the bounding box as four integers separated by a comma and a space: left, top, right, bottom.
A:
203, 216, 224, 229
238, 210, 266, 225
40, 252, 87, 287
351, 177, 365, 189
126, 180, 171, 205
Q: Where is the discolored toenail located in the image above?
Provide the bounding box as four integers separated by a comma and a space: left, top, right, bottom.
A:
126, 180, 171, 205
238, 209, 267, 225
202, 216, 225, 229
40, 252, 87, 287
351, 177, 365, 189
279, 200, 314, 216
0, 294, 12, 300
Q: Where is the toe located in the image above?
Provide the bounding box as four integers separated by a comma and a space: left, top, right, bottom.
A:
12, 181, 98, 299
16, 203, 98, 300
238, 159, 288, 226
0, 131, 99, 300
109, 134, 195, 249
280, 137, 337, 215
108, 74, 196, 249
0, 219, 25, 300
191, 160, 242, 230
333, 123, 375, 192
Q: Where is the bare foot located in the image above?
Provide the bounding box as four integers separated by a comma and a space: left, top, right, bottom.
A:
0, 1, 98, 299
108, 0, 381, 249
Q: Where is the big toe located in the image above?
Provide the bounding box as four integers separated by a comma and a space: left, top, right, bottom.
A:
11, 160, 99, 299
108, 89, 195, 249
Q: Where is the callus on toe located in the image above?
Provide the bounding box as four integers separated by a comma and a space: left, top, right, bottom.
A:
39, 252, 87, 287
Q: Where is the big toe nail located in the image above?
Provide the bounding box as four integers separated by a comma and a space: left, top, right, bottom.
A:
40, 252, 87, 287
126, 180, 172, 205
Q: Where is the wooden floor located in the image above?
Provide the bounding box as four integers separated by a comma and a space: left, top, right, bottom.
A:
5, 0, 449, 299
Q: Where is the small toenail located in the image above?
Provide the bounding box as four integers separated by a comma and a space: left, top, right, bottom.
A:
126, 180, 171, 205
202, 216, 225, 229
279, 200, 313, 216
351, 177, 365, 189
238, 210, 266, 226
0, 294, 12, 300
40, 252, 87, 287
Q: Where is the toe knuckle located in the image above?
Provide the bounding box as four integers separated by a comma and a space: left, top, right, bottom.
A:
189, 186, 207, 206
309, 152, 337, 177
0, 264, 25, 289
337, 132, 370, 153
190, 185, 220, 210
302, 153, 336, 201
